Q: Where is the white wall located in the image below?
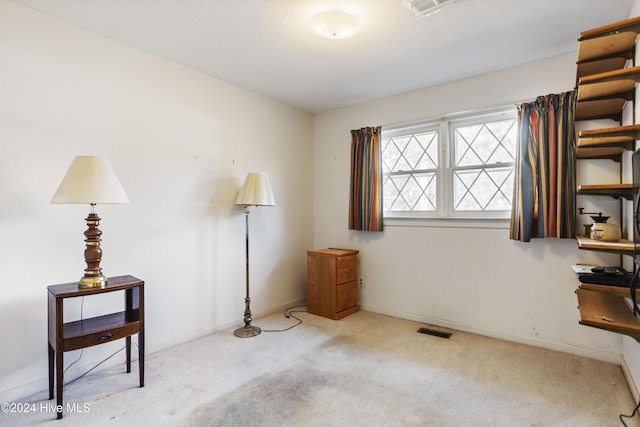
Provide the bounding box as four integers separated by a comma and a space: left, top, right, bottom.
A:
0, 2, 313, 401
312, 53, 625, 362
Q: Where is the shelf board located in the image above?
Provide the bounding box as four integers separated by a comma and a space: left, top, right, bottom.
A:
579, 283, 637, 297
575, 98, 626, 121
575, 67, 640, 121
63, 311, 141, 340
577, 124, 640, 150
576, 235, 634, 255
576, 183, 632, 199
577, 66, 640, 102
577, 57, 630, 83
578, 16, 640, 42
576, 31, 636, 81
576, 146, 624, 161
576, 288, 640, 342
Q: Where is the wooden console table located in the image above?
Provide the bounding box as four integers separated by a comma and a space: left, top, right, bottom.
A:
47, 275, 144, 419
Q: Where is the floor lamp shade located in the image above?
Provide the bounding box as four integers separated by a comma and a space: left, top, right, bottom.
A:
51, 156, 129, 288
235, 172, 276, 207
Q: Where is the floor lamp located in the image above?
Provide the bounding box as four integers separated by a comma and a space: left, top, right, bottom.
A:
234, 172, 276, 338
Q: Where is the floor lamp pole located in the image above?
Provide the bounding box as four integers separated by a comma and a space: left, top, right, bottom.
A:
234, 206, 261, 337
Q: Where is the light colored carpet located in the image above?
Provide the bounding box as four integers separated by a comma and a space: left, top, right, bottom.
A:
2, 310, 638, 426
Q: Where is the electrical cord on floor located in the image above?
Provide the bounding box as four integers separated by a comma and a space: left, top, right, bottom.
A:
620, 397, 640, 426
64, 344, 132, 388
263, 304, 308, 333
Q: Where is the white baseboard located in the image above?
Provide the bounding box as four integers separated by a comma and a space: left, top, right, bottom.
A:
621, 354, 640, 402
360, 304, 623, 364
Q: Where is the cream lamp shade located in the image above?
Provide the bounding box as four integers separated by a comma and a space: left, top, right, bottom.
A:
51, 155, 129, 288
234, 172, 276, 207
51, 156, 129, 205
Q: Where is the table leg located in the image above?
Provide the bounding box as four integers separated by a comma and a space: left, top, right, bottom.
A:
56, 349, 63, 419
139, 330, 145, 387
126, 336, 131, 373
48, 344, 54, 400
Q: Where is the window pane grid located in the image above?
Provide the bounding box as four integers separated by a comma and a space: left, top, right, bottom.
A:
382, 131, 438, 173
454, 119, 516, 168
383, 172, 437, 211
381, 109, 516, 218
453, 167, 514, 211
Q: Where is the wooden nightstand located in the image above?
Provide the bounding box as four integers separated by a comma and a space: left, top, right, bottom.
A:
307, 248, 359, 320
47, 275, 144, 419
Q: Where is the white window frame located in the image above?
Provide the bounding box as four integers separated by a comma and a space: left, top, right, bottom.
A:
381, 106, 517, 228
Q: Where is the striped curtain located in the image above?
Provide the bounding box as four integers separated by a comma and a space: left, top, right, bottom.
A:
510, 91, 576, 242
349, 127, 383, 231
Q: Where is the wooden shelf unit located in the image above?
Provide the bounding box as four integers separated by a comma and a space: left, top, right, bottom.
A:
573, 16, 640, 342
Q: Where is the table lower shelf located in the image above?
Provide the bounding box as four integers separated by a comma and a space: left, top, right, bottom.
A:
576, 287, 640, 341
63, 311, 141, 351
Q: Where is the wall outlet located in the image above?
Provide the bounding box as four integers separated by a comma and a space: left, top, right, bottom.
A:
359, 277, 365, 287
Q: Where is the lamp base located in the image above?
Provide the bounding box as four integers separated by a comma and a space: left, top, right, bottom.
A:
78, 274, 108, 289
233, 325, 261, 338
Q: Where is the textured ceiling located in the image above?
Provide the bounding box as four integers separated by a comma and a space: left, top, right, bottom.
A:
12, 0, 636, 113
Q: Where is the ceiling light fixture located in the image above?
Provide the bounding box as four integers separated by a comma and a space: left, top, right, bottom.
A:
309, 9, 362, 40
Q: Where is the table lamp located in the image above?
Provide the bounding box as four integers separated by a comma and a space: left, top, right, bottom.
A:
51, 156, 129, 288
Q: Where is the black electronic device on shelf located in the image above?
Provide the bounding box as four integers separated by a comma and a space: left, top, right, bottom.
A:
577, 266, 633, 287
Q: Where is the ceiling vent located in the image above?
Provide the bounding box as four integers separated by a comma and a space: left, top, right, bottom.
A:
403, 0, 458, 17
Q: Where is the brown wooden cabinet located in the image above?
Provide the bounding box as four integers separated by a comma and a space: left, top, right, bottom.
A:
307, 248, 359, 320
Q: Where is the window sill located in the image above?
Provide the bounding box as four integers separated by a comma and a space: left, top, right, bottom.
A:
383, 216, 510, 229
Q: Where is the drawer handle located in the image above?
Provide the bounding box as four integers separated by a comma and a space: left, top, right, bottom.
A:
99, 333, 113, 342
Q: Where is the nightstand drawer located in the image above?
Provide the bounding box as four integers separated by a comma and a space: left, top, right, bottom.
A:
336, 255, 357, 284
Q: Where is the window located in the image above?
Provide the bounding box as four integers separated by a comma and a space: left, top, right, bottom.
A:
381, 107, 517, 220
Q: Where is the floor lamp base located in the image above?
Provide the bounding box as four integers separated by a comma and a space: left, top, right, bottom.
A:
234, 325, 261, 338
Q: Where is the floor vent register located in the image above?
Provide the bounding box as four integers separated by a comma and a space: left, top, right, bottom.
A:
417, 327, 452, 339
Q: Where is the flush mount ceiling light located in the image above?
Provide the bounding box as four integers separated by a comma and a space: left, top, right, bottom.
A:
403, 0, 459, 17
309, 9, 362, 40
